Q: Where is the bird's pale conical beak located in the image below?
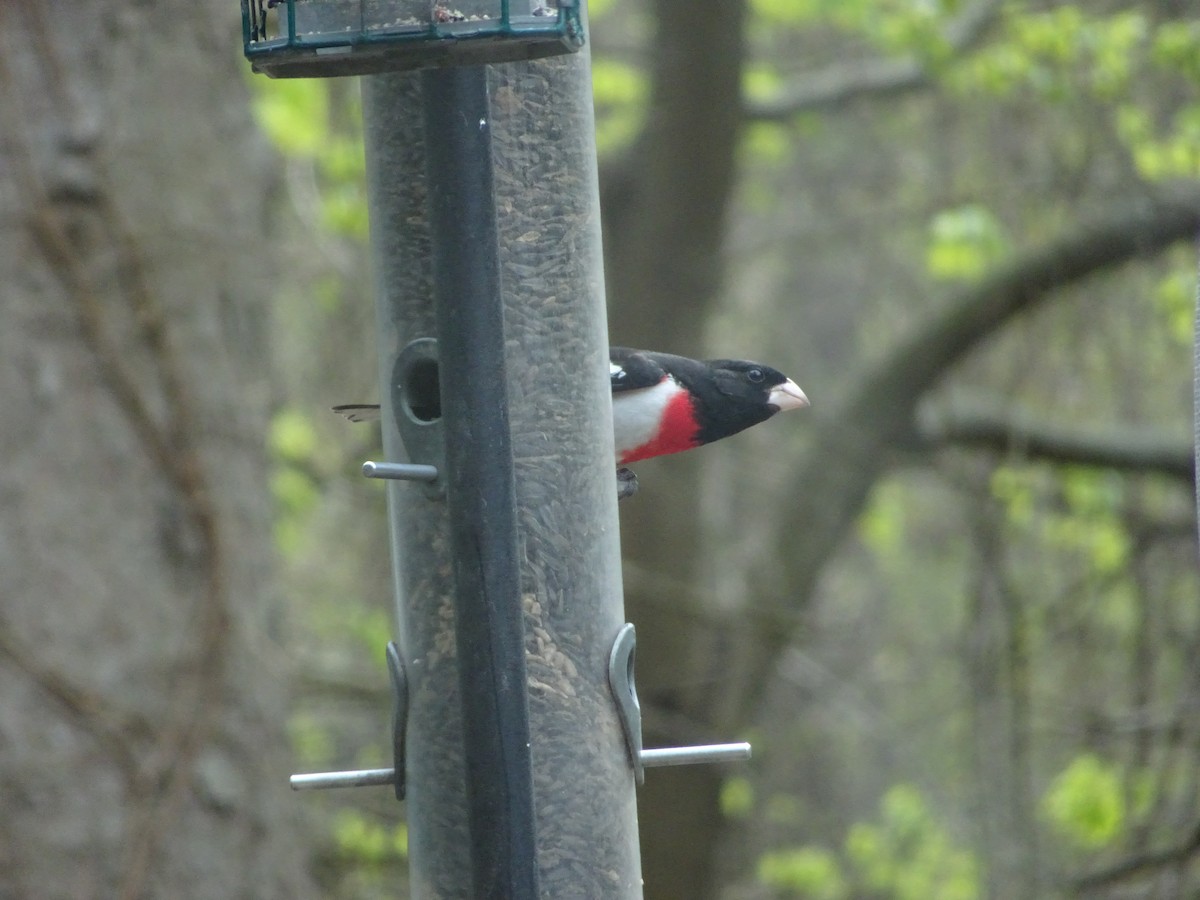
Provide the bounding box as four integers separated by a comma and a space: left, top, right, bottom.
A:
769, 379, 809, 411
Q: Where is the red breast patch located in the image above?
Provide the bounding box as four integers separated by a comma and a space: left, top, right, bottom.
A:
619, 390, 699, 464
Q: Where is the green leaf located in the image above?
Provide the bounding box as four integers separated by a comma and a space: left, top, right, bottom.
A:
288, 711, 335, 766
587, 0, 618, 18
742, 122, 793, 164
845, 822, 891, 889
744, 64, 785, 104
252, 79, 329, 156
845, 785, 981, 900
720, 775, 755, 819
1153, 267, 1196, 347
926, 205, 1010, 281
990, 465, 1038, 528
270, 410, 318, 464
591, 59, 648, 153
271, 467, 318, 517
1152, 21, 1200, 83
859, 480, 907, 556
332, 810, 404, 866
750, 0, 824, 26
757, 846, 848, 898
1041, 754, 1126, 849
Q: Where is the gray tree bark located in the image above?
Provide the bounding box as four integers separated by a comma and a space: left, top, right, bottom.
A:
0, 2, 315, 898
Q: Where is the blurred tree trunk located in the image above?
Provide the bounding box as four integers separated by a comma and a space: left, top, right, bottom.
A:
601, 1, 748, 897
0, 3, 314, 898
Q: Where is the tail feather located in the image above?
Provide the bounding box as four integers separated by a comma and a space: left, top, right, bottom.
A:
332, 404, 382, 423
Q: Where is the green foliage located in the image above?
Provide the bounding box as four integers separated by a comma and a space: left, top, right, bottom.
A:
253, 77, 329, 156
758, 846, 848, 899
720, 775, 756, 819
1152, 267, 1196, 348
944, 7, 1200, 181
744, 63, 785, 104
1152, 21, 1200, 84
1120, 104, 1200, 181
586, 0, 617, 18
926, 205, 1010, 282
751, 0, 962, 47
738, 64, 801, 200
757, 785, 980, 899
269, 410, 322, 558
591, 58, 647, 153
844, 785, 979, 900
990, 464, 1131, 581
949, 8, 1147, 100
742, 123, 795, 171
1041, 754, 1125, 849
271, 467, 319, 557
1087, 12, 1146, 99
859, 479, 910, 557
310, 601, 393, 659
1123, 17, 1200, 180
1128, 768, 1158, 823
312, 272, 348, 314
869, 1, 957, 64
750, 0, 826, 26
1046, 468, 1131, 582
765, 792, 804, 826
271, 409, 319, 463
989, 465, 1037, 528
251, 77, 368, 237
332, 810, 409, 866
289, 710, 337, 766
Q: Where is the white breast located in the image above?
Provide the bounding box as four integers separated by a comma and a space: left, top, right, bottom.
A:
611, 377, 682, 459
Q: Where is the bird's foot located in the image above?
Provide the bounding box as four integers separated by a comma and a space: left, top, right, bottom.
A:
616, 467, 639, 501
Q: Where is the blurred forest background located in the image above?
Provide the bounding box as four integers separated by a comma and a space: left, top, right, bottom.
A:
2, 0, 1199, 898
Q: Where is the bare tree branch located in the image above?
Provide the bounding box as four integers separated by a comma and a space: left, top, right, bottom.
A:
744, 0, 1002, 121
728, 188, 1200, 716
1069, 820, 1200, 893
916, 401, 1195, 484
784, 187, 1200, 588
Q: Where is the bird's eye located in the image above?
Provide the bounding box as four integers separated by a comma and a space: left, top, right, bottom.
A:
747, 368, 765, 383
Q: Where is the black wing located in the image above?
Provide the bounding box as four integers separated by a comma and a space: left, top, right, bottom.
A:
609, 347, 669, 394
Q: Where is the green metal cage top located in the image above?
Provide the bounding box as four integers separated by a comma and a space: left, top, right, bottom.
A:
242, 0, 584, 78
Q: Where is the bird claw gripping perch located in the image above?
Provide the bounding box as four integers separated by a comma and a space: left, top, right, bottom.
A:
616, 467, 639, 501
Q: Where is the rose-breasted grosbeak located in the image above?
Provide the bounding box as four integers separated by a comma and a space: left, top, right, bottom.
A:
335, 348, 808, 492
605, 348, 807, 463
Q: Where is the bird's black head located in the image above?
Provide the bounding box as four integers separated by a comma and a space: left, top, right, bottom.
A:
709, 359, 808, 409
689, 358, 809, 446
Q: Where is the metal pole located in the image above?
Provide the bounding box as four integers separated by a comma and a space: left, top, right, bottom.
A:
423, 64, 539, 900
